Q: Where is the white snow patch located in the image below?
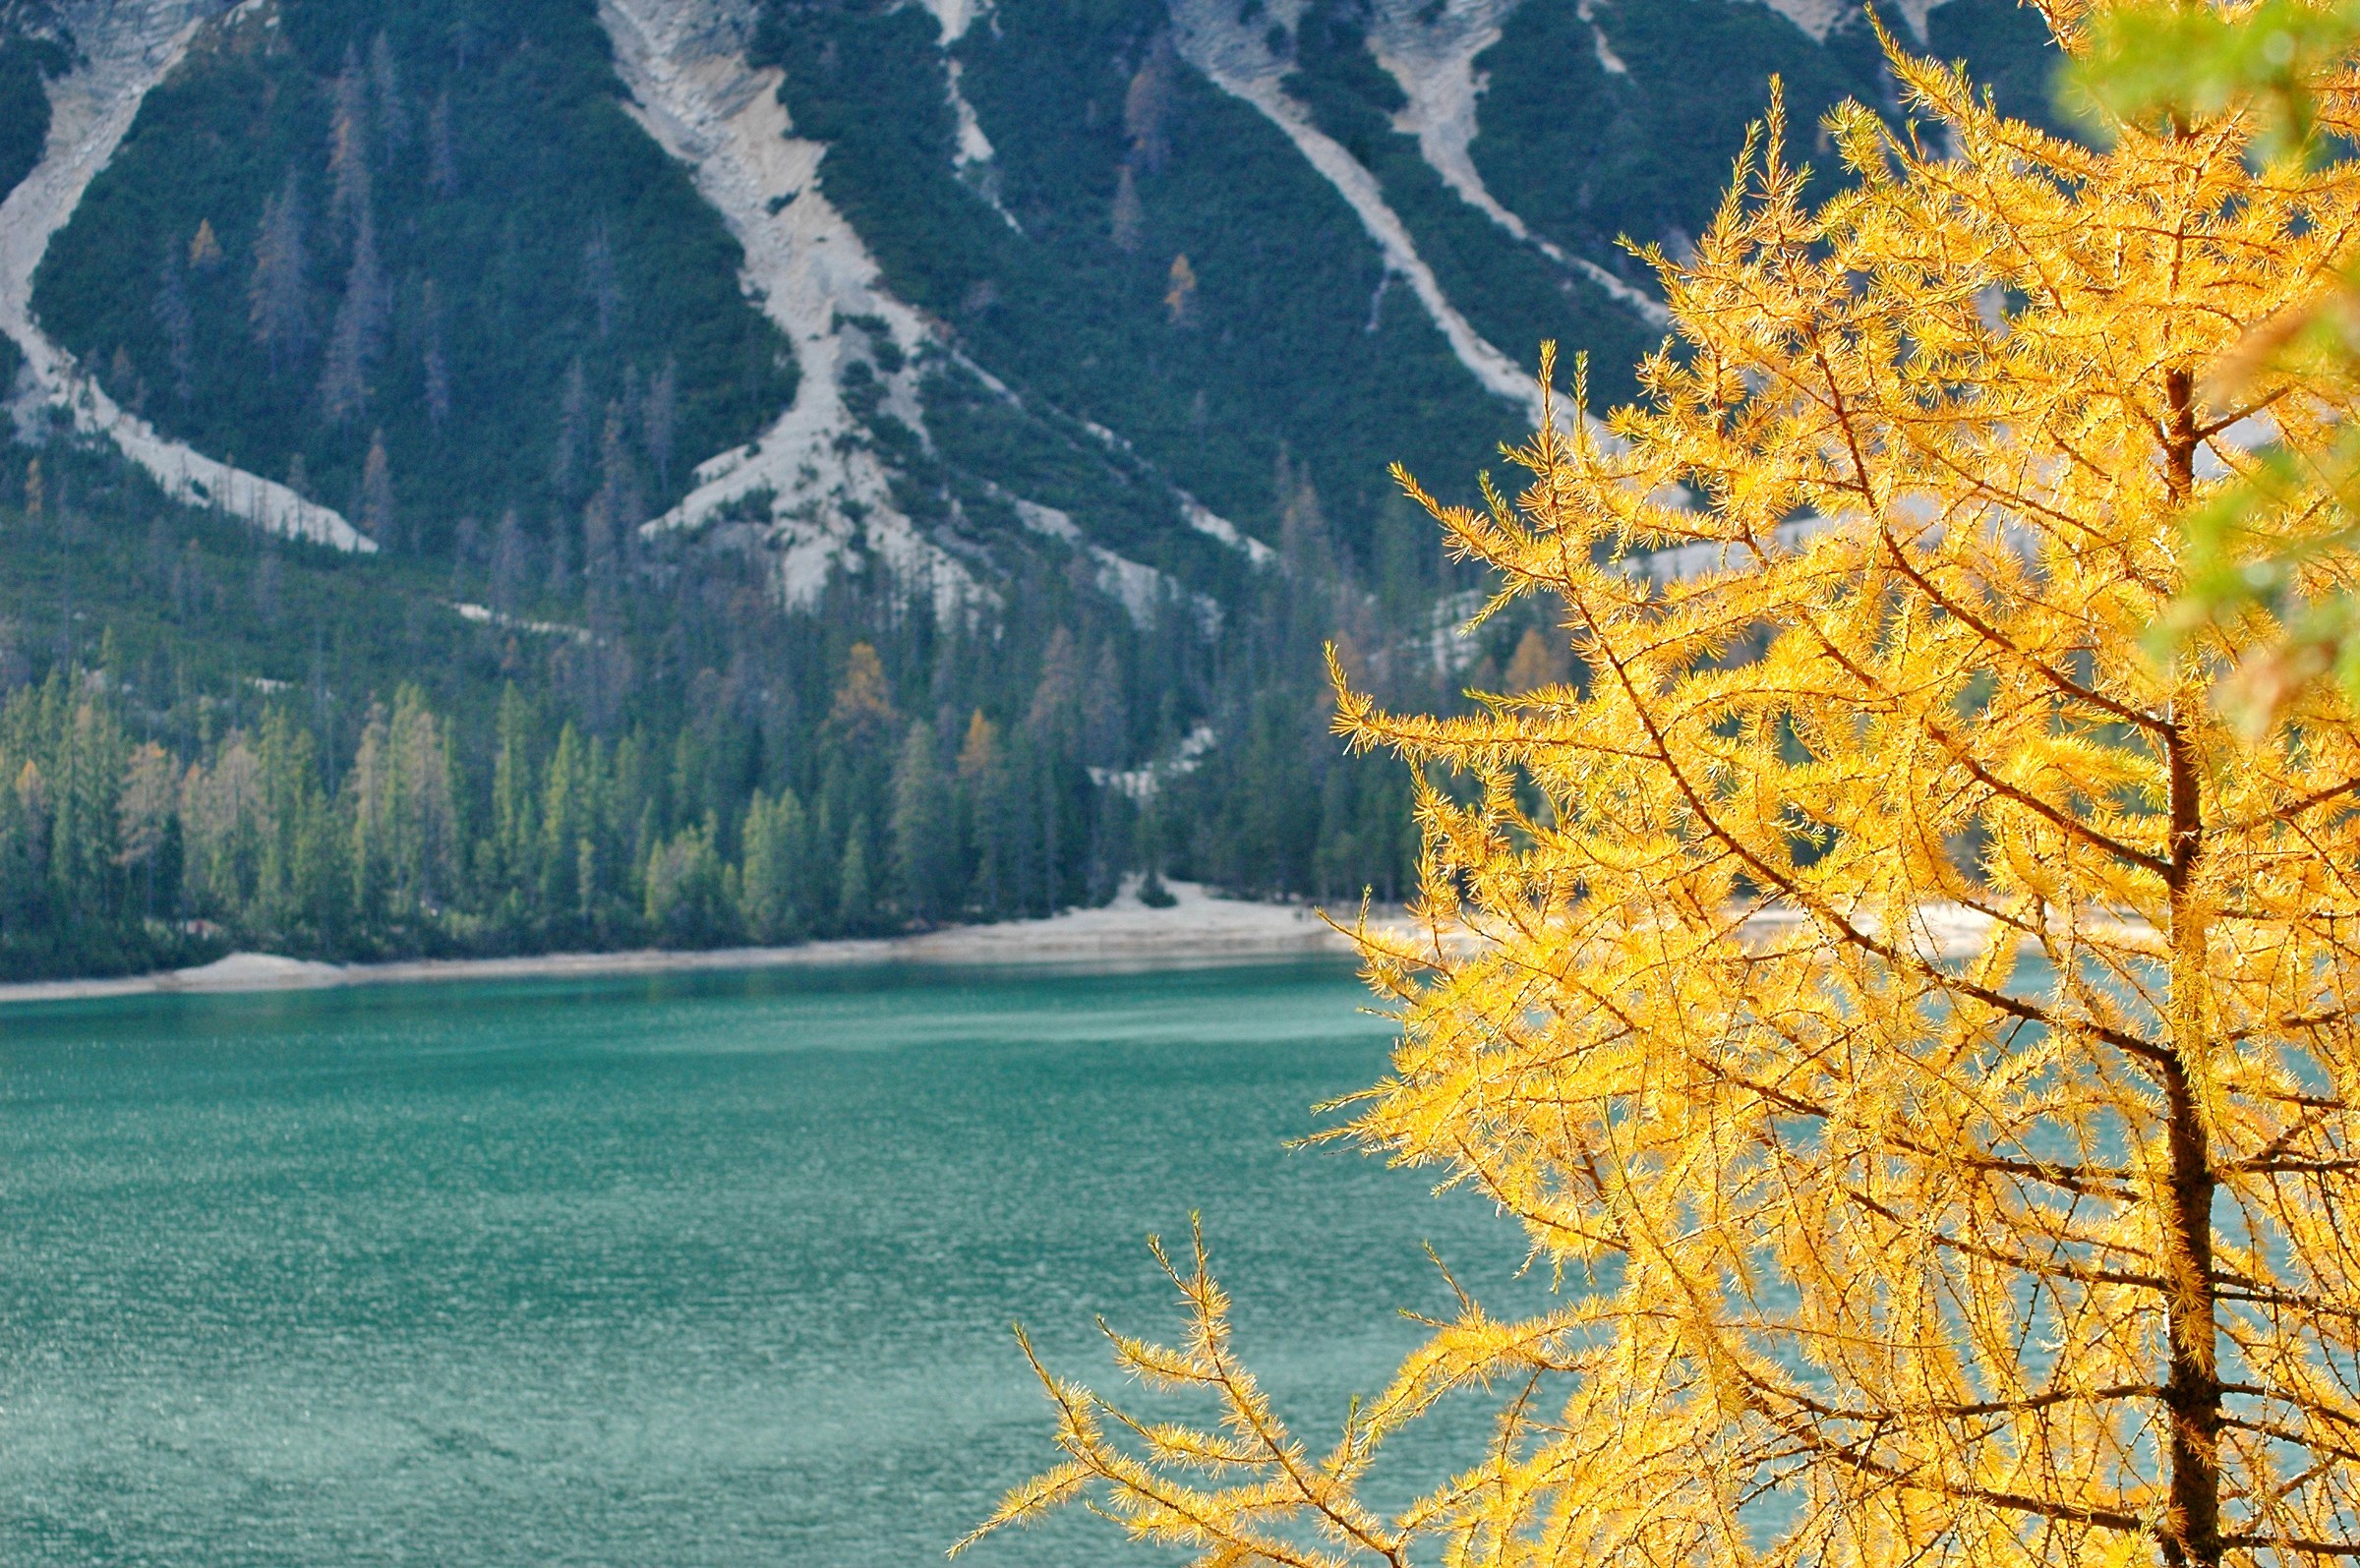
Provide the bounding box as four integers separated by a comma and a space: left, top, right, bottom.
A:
0, 1, 374, 552
945, 60, 996, 167
1427, 584, 1489, 674
1365, 0, 1667, 328
598, 0, 985, 623
1756, 0, 1851, 39
1092, 721, 1216, 799
1091, 548, 1177, 626
919, 0, 993, 46
1008, 494, 1080, 543
1181, 497, 1274, 565
942, 59, 1020, 231
1168, 0, 1554, 427
451, 602, 595, 644
1758, 0, 1941, 41
1070, 413, 1274, 565
923, 0, 1016, 227
1002, 488, 1217, 630
1576, 0, 1628, 74
1166, 0, 1616, 441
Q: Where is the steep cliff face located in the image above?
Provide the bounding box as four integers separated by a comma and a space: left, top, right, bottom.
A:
12, 0, 2061, 611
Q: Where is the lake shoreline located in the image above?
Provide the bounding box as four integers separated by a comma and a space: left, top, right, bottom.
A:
0, 892, 2101, 1007
0, 881, 1396, 1005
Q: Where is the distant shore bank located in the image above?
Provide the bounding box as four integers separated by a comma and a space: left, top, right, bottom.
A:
0, 893, 2104, 1008
0, 882, 1392, 1006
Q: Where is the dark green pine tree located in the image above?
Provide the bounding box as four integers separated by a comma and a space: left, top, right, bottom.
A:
837, 816, 875, 934
890, 720, 953, 925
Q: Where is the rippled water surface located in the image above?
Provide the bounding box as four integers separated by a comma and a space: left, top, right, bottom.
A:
1, 960, 1547, 1567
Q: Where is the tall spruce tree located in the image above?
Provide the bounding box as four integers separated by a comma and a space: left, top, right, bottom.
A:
890, 720, 954, 924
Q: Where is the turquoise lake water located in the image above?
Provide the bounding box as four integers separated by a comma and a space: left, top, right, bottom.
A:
1, 960, 1549, 1567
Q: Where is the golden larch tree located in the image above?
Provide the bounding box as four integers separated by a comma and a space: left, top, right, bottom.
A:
965, 5, 2360, 1565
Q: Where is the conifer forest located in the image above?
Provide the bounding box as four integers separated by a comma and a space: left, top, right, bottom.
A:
0, 0, 2060, 980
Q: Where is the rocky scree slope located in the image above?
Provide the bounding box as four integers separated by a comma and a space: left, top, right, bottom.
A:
642, 0, 2059, 607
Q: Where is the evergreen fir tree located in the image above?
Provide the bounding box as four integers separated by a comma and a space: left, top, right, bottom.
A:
889, 720, 952, 923
248, 173, 313, 377
358, 431, 394, 544
836, 816, 874, 933
149, 240, 193, 405
738, 786, 811, 942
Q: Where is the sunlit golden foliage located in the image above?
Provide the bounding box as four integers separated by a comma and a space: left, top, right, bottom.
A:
968, 7, 2360, 1564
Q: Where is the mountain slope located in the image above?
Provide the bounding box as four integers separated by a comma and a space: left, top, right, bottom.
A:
10, 0, 2064, 599
0, 1, 372, 549
600, 0, 1244, 622
27, 0, 796, 559
0, 0, 2073, 976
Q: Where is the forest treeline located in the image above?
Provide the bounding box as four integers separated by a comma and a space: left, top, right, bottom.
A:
0, 643, 1176, 977
0, 425, 1505, 981
0, 628, 1460, 979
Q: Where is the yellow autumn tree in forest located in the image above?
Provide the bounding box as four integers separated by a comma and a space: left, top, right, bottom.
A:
966, 4, 2360, 1565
